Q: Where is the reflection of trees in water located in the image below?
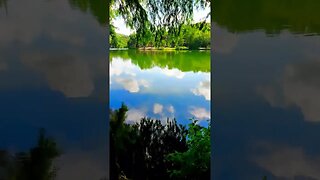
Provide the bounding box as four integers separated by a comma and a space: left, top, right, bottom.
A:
68, 0, 107, 25
214, 0, 320, 35
0, 129, 60, 180
110, 50, 210, 73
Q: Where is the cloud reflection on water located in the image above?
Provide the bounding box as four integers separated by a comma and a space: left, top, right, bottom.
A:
110, 53, 211, 126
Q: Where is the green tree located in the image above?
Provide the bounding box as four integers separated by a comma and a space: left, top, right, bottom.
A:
115, 22, 211, 49
110, 0, 210, 46
182, 23, 210, 49
127, 34, 138, 48
116, 34, 129, 48
166, 119, 211, 179
110, 24, 118, 48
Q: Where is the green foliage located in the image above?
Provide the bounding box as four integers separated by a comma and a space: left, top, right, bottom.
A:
182, 23, 211, 49
110, 104, 210, 180
110, 0, 210, 46
110, 25, 130, 48
111, 0, 209, 35
111, 34, 129, 48
111, 22, 210, 49
127, 34, 138, 49
110, 50, 210, 72
166, 119, 210, 179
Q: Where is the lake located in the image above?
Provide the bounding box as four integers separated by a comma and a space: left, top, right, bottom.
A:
213, 0, 320, 179
110, 50, 210, 127
3, 0, 320, 179
0, 0, 108, 179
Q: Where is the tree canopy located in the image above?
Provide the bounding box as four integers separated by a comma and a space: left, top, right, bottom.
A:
110, 0, 210, 46
111, 0, 210, 34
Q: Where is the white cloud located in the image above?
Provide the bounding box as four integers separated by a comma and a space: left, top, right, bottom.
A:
162, 67, 185, 79
0, 0, 109, 98
191, 80, 210, 101
193, 6, 210, 23
282, 64, 320, 122
110, 57, 137, 77
114, 77, 140, 93
189, 107, 210, 120
167, 105, 175, 114
153, 103, 163, 114
0, 0, 99, 47
260, 62, 320, 122
139, 79, 150, 88
126, 108, 147, 123
111, 16, 134, 36
113, 76, 150, 93
254, 144, 320, 179
110, 58, 152, 92
21, 53, 94, 98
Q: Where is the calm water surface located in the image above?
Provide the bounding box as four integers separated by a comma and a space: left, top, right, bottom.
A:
214, 0, 320, 179
110, 51, 210, 127
0, 0, 107, 179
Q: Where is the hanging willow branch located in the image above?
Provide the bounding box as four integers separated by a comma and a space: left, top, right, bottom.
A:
112, 0, 210, 43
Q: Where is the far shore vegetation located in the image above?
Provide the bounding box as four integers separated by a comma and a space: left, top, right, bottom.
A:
110, 22, 210, 50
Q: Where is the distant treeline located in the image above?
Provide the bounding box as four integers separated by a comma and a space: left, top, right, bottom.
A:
110, 22, 210, 50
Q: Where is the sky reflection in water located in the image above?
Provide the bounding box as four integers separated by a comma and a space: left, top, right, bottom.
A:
109, 51, 210, 127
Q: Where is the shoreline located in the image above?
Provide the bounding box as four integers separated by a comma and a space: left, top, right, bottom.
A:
110, 47, 211, 51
